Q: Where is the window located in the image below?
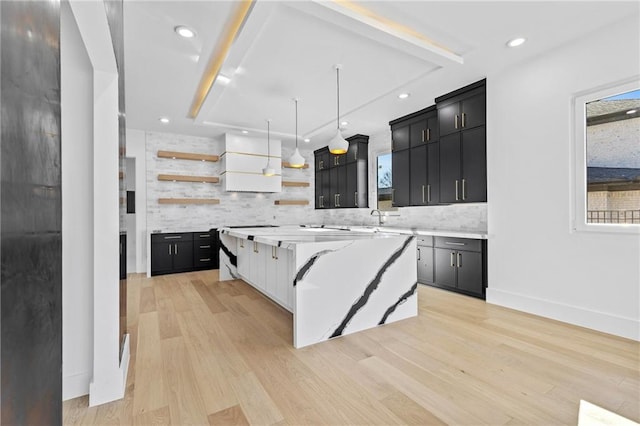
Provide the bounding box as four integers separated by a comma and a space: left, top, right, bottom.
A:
377, 153, 392, 209
573, 79, 640, 232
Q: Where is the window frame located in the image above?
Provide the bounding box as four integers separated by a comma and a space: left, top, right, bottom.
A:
571, 77, 640, 234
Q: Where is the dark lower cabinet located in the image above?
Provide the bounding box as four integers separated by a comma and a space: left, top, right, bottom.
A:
152, 231, 219, 276
417, 237, 434, 284
151, 233, 193, 275
427, 236, 486, 299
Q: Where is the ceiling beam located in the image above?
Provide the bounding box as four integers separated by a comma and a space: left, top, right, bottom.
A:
311, 0, 463, 66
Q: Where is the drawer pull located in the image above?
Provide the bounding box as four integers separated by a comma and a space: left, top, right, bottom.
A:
457, 252, 462, 268
444, 242, 466, 246
200, 245, 211, 249
199, 234, 210, 238
450, 252, 455, 267
200, 258, 211, 262
164, 236, 182, 240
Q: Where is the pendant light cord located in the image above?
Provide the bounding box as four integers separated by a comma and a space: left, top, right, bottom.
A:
336, 67, 340, 130
295, 99, 299, 149
267, 120, 271, 159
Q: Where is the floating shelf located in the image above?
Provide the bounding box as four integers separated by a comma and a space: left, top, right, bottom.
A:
274, 199, 309, 206
158, 150, 219, 162
282, 181, 310, 187
158, 174, 219, 184
282, 161, 309, 169
159, 198, 220, 205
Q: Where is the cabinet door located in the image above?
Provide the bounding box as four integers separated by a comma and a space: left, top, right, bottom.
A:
438, 102, 460, 137
427, 142, 440, 204
345, 162, 358, 208
265, 246, 277, 297
237, 239, 250, 278
410, 119, 427, 148
460, 92, 486, 130
172, 241, 193, 271
426, 114, 439, 142
315, 172, 322, 209
439, 133, 462, 203
392, 149, 410, 207
330, 165, 347, 208
461, 127, 487, 203
151, 242, 173, 274
456, 250, 483, 296
321, 170, 331, 208
410, 145, 428, 205
347, 141, 358, 164
417, 246, 434, 284
392, 125, 410, 151
434, 248, 457, 288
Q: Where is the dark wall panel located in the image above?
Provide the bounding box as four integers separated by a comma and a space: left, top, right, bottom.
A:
1, 1, 62, 424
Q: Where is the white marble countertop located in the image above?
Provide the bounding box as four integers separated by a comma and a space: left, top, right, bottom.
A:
220, 225, 487, 247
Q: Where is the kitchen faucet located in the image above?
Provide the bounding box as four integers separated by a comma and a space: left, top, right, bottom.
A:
371, 209, 386, 225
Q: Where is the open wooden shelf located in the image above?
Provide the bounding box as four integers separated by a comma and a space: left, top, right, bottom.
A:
282, 180, 310, 187
274, 199, 309, 206
158, 198, 220, 205
282, 161, 309, 169
158, 174, 219, 184
158, 150, 219, 162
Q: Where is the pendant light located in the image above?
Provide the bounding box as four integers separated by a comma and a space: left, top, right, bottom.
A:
328, 64, 349, 154
288, 98, 305, 168
263, 119, 275, 176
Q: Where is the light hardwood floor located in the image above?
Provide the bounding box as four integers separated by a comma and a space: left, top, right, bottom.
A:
63, 270, 639, 425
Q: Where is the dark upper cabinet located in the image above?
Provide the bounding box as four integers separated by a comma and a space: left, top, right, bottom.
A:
437, 79, 487, 203
390, 106, 439, 207
410, 144, 428, 205
437, 79, 486, 137
392, 125, 410, 151
392, 148, 410, 207
314, 135, 368, 209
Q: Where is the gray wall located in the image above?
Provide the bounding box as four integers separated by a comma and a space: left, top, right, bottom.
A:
1, 1, 62, 424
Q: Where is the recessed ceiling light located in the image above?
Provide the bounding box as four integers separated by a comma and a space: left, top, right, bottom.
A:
159, 117, 170, 124
626, 109, 637, 115
398, 93, 410, 99
216, 74, 231, 85
304, 138, 310, 143
174, 26, 196, 38
241, 130, 249, 134
506, 37, 526, 48
341, 121, 349, 126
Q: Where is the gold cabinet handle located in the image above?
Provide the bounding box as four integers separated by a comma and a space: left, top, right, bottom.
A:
457, 252, 462, 268
240, 240, 244, 248
427, 128, 430, 141
422, 129, 426, 142
422, 185, 425, 204
354, 192, 358, 207
175, 243, 178, 255
462, 179, 466, 201
455, 115, 459, 129
417, 247, 421, 261
455, 180, 459, 201
462, 112, 466, 128
337, 193, 341, 207
450, 252, 455, 267
169, 244, 172, 255
319, 160, 323, 170
427, 184, 431, 203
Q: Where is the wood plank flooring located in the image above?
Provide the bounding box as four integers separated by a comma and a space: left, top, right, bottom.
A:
63, 270, 640, 425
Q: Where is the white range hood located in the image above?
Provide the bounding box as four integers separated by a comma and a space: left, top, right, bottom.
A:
220, 133, 282, 192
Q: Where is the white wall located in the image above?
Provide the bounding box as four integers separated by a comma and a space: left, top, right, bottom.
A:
486, 15, 640, 340
61, 1, 94, 401
126, 128, 147, 273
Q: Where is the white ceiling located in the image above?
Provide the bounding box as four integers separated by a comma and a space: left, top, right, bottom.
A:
124, 1, 639, 149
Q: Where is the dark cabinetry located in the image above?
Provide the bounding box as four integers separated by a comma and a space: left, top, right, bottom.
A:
314, 135, 368, 209
193, 230, 219, 270
432, 236, 486, 298
416, 236, 434, 285
390, 106, 439, 207
151, 230, 220, 276
436, 80, 487, 203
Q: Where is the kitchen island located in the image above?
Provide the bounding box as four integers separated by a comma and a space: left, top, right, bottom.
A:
219, 226, 417, 348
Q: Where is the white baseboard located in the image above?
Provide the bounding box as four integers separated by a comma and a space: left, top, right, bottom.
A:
63, 371, 91, 401
487, 288, 639, 341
